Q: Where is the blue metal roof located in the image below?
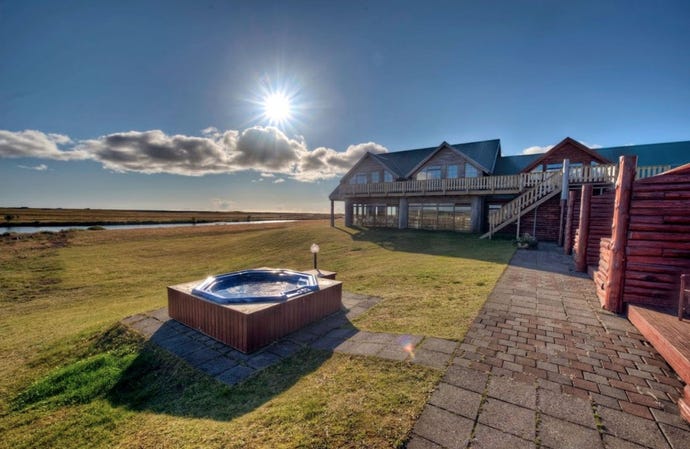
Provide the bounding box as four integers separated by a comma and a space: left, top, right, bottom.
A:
371, 139, 502, 178
595, 141, 690, 167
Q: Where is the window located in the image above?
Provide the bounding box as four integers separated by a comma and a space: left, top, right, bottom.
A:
465, 164, 479, 177
546, 163, 562, 172
418, 165, 441, 180
370, 171, 380, 183
354, 173, 367, 184
447, 165, 459, 179
384, 171, 393, 182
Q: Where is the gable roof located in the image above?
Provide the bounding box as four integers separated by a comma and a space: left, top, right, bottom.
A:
370, 146, 437, 179
450, 139, 502, 174
493, 153, 541, 175
520, 137, 611, 173
596, 140, 690, 167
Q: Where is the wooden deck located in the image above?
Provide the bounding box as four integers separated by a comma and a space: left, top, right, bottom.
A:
628, 304, 690, 423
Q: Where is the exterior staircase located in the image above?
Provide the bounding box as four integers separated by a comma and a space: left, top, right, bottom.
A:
480, 171, 563, 239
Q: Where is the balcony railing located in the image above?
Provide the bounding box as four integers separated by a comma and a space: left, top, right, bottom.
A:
335, 164, 671, 198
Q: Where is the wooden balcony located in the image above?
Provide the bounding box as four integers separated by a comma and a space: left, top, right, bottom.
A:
331, 164, 670, 200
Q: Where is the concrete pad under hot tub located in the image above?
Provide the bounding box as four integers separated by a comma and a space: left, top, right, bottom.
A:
167, 272, 342, 353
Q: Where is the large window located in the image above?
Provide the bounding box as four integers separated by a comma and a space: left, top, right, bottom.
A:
352, 173, 368, 184
352, 203, 397, 228
384, 171, 394, 182
465, 164, 479, 177
370, 171, 380, 183
407, 202, 473, 232
447, 165, 459, 179
417, 165, 442, 180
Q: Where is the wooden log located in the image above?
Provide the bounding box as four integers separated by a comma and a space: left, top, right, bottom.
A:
604, 155, 636, 313
575, 184, 593, 272
629, 223, 690, 233
564, 190, 576, 254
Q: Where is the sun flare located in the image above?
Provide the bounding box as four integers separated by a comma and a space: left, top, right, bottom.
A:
263, 92, 292, 124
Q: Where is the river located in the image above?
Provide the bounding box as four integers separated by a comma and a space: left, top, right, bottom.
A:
0, 220, 296, 234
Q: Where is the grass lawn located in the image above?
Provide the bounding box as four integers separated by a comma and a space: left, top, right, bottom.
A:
0, 220, 514, 448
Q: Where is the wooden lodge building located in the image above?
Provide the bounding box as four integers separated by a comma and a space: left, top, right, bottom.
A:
328, 137, 690, 241
331, 135, 690, 422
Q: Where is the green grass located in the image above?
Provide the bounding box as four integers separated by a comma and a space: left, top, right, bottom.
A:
0, 220, 514, 448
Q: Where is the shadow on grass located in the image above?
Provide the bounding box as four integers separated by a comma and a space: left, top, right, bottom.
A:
339, 225, 515, 263
106, 337, 334, 421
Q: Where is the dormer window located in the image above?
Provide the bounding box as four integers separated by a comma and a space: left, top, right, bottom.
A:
384, 171, 393, 182
447, 165, 459, 179
417, 165, 442, 180
371, 171, 380, 183
465, 164, 479, 178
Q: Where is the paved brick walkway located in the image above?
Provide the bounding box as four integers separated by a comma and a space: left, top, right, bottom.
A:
123, 291, 458, 386
407, 243, 690, 449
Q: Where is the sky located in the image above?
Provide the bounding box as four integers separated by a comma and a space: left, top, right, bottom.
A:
1, 0, 689, 213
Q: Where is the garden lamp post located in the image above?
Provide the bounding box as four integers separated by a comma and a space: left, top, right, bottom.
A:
310, 243, 320, 272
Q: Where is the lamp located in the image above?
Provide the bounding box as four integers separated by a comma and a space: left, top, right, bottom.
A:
310, 243, 320, 272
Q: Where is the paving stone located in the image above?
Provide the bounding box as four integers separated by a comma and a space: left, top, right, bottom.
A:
184, 347, 223, 367
444, 365, 488, 393
659, 423, 690, 449
602, 435, 654, 449
419, 337, 458, 354
197, 356, 238, 376
267, 340, 303, 358
412, 349, 450, 369
246, 351, 283, 370
538, 388, 597, 428
651, 408, 690, 430
598, 406, 671, 449
404, 435, 443, 449
428, 382, 482, 419
487, 375, 537, 409
147, 307, 170, 322
471, 423, 536, 449
215, 364, 255, 385
412, 405, 474, 449
539, 415, 603, 449
478, 397, 536, 441
121, 314, 147, 326
347, 341, 384, 357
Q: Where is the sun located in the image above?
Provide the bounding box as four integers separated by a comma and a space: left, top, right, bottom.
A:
263, 92, 292, 124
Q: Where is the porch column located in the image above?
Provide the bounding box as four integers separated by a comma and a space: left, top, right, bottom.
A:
344, 199, 353, 227
470, 197, 484, 233
604, 155, 637, 314
398, 197, 408, 229
330, 200, 335, 227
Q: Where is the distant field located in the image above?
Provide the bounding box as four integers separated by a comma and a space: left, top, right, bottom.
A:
0, 207, 334, 226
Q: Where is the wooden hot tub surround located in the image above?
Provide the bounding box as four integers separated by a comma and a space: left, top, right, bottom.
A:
167, 270, 342, 353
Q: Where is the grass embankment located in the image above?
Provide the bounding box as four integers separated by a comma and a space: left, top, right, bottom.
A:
0, 220, 514, 448
0, 207, 332, 226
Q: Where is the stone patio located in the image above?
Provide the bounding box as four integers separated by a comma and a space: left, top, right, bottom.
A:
407, 243, 690, 449
123, 290, 458, 386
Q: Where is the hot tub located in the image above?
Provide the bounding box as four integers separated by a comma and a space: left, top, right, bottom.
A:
167, 268, 342, 353
191, 269, 319, 304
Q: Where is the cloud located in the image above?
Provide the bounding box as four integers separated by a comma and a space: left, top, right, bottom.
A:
211, 198, 236, 211
0, 127, 388, 182
18, 163, 48, 171
521, 140, 602, 155
0, 129, 85, 160
521, 145, 554, 155
274, 178, 285, 184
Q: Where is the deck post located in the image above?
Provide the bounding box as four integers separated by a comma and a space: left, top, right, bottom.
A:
398, 197, 408, 229
564, 190, 576, 255
344, 199, 353, 227
330, 200, 335, 227
558, 159, 570, 246
575, 184, 592, 272
604, 155, 637, 314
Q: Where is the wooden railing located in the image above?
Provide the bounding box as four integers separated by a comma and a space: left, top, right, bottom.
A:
334, 164, 670, 199
480, 171, 563, 239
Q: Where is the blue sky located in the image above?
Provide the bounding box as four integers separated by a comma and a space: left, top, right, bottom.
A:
1, 0, 689, 212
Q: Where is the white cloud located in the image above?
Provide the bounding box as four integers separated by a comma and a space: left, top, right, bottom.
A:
274, 178, 285, 184
18, 163, 48, 171
0, 127, 387, 182
521, 145, 554, 155
0, 129, 85, 160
